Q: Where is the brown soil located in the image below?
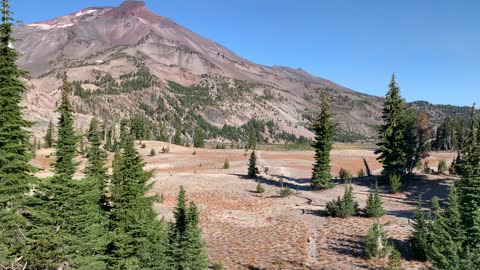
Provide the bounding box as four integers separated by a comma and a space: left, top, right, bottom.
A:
32, 141, 457, 269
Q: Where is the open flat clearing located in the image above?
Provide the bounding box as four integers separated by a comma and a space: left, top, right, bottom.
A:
32, 142, 456, 269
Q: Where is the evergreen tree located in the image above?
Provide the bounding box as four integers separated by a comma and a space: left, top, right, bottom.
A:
169, 187, 209, 270
173, 126, 183, 146
364, 182, 386, 218
427, 185, 464, 270
107, 134, 168, 269
364, 222, 388, 259
410, 196, 429, 260
193, 127, 205, 148
26, 71, 108, 269
44, 120, 54, 148
85, 118, 107, 180
456, 104, 480, 177
310, 95, 335, 190
376, 74, 418, 176
459, 176, 480, 248
247, 125, 257, 150
53, 70, 78, 180
325, 184, 359, 218
0, 0, 34, 265
247, 151, 258, 178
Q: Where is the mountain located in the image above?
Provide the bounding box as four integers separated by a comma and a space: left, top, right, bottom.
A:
13, 0, 471, 144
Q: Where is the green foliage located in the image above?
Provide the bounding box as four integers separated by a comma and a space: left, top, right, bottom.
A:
388, 174, 401, 194
357, 168, 365, 178
311, 96, 336, 190
85, 117, 107, 180
325, 185, 359, 218
364, 222, 388, 259
338, 168, 352, 182
108, 135, 169, 269
149, 149, 156, 156
426, 185, 464, 269
364, 182, 386, 218
193, 127, 205, 148
53, 71, 78, 180
173, 126, 183, 146
213, 262, 224, 270
169, 186, 209, 270
375, 74, 419, 176
410, 196, 429, 260
44, 120, 54, 148
223, 159, 230, 169
25, 77, 109, 269
437, 160, 448, 174
256, 182, 265, 194
0, 1, 35, 265
248, 151, 258, 178
455, 105, 480, 178
387, 247, 402, 270
247, 125, 257, 150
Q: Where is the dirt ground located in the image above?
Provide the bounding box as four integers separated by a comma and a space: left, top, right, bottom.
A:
32, 142, 456, 269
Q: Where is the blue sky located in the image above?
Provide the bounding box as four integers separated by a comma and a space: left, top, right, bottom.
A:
11, 0, 480, 106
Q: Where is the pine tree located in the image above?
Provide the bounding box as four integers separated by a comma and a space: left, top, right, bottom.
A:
459, 176, 480, 248
310, 95, 335, 190
173, 126, 183, 146
85, 118, 107, 180
456, 104, 480, 177
0, 0, 34, 266
26, 71, 108, 268
375, 74, 414, 176
364, 222, 388, 259
427, 185, 464, 270
325, 184, 358, 218
364, 182, 386, 218
247, 151, 258, 178
193, 127, 205, 148
107, 134, 168, 269
247, 125, 257, 150
53, 70, 78, 180
410, 196, 429, 260
169, 186, 209, 270
44, 120, 54, 148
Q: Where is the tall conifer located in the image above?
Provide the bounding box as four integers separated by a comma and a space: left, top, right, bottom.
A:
310, 95, 335, 190
0, 0, 34, 265
107, 134, 168, 269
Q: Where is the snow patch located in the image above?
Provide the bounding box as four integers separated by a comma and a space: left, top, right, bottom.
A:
76, 9, 97, 17
28, 23, 73, 29
27, 23, 52, 30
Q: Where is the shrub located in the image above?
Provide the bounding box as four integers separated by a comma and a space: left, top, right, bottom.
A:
192, 150, 197, 155
140, 143, 146, 149
213, 262, 224, 270
264, 167, 269, 175
339, 168, 352, 181
365, 182, 386, 218
387, 247, 402, 270
364, 222, 388, 259
422, 161, 431, 174
223, 159, 230, 169
325, 185, 358, 218
149, 149, 156, 156
161, 146, 169, 153
437, 160, 448, 174
279, 187, 294, 197
357, 168, 365, 178
388, 174, 401, 194
256, 182, 265, 193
